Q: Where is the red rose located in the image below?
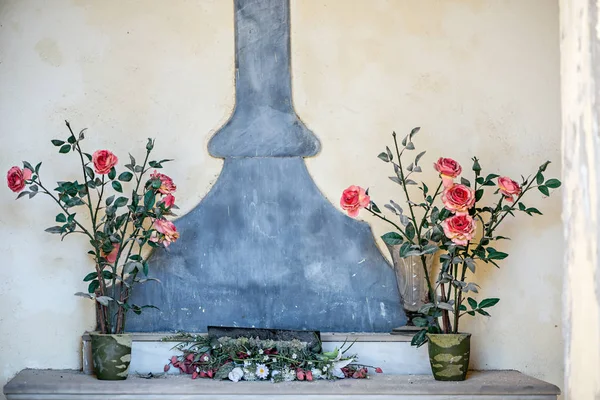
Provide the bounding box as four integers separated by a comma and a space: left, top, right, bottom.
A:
434, 157, 462, 188
442, 214, 476, 246
92, 150, 118, 175
296, 369, 305, 381
441, 184, 476, 215
375, 367, 383, 373
340, 185, 370, 217
151, 170, 176, 195
7, 166, 32, 193
497, 176, 521, 202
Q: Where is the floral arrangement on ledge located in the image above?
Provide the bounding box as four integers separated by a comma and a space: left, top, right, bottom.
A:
163, 334, 382, 382
6, 121, 180, 334
340, 127, 560, 345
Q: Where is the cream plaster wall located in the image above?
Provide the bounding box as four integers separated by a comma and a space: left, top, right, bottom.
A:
0, 0, 562, 397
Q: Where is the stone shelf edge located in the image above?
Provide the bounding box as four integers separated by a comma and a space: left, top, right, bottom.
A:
4, 369, 560, 400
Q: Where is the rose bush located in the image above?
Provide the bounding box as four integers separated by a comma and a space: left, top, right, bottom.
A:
7, 120, 180, 334
340, 127, 560, 344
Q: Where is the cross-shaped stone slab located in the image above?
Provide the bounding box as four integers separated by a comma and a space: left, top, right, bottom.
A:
127, 0, 406, 333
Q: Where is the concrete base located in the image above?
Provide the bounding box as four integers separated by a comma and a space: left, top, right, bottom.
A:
81, 332, 432, 376
3, 369, 560, 400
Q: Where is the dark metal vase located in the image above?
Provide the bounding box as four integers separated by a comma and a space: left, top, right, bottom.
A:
426, 333, 471, 381
90, 333, 132, 380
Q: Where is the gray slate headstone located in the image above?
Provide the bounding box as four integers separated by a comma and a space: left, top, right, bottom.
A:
127, 0, 406, 333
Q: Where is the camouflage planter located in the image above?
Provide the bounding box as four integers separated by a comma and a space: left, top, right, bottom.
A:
426, 333, 470, 381
90, 333, 132, 380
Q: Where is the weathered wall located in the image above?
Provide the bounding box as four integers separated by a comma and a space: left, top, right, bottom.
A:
559, 0, 600, 399
0, 0, 562, 397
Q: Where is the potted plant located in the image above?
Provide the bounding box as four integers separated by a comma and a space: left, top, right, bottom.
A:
340, 127, 560, 381
6, 121, 180, 380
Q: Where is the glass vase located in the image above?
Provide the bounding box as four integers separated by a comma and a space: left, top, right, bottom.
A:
386, 243, 434, 325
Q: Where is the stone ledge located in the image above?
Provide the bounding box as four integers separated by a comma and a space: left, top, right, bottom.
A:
4, 369, 560, 400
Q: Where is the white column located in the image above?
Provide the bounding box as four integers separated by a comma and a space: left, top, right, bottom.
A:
560, 0, 600, 398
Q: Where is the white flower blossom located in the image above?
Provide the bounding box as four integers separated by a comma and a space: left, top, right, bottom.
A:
258, 349, 264, 355
228, 367, 244, 382
292, 353, 297, 359
307, 361, 313, 365
322, 366, 328, 372
256, 363, 269, 379
283, 368, 296, 382
311, 368, 323, 380
246, 351, 251, 356
263, 355, 269, 361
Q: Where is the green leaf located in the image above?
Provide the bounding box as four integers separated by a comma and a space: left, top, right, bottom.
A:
144, 190, 156, 210
83, 272, 97, 282
467, 297, 478, 310
405, 142, 415, 150
545, 178, 561, 189
526, 207, 543, 215
55, 213, 67, 223
487, 251, 508, 260
87, 280, 100, 294
112, 181, 123, 193
105, 195, 115, 206
142, 262, 149, 276
479, 298, 500, 308
67, 135, 76, 144
538, 185, 549, 196
44, 226, 63, 234
460, 177, 470, 187
518, 202, 526, 211
536, 172, 544, 185
51, 139, 65, 146
475, 189, 484, 202
405, 223, 415, 240
409, 127, 421, 138
85, 166, 95, 179
114, 196, 128, 207
370, 201, 381, 213
412, 317, 428, 327
108, 167, 116, 180
410, 329, 427, 347
378, 152, 389, 162
421, 244, 438, 254
118, 172, 133, 182
102, 270, 114, 280
59, 144, 71, 154
382, 232, 403, 245
415, 151, 426, 165
476, 309, 491, 317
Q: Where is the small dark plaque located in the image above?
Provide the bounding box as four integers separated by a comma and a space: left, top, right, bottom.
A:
207, 326, 321, 352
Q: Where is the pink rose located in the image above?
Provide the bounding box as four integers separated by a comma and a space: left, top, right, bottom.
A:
151, 170, 176, 195
150, 218, 179, 247
161, 194, 175, 208
296, 369, 305, 381
441, 184, 476, 215
305, 370, 313, 381
102, 243, 120, 264
434, 157, 462, 188
442, 214, 476, 246
92, 150, 118, 175
340, 185, 370, 217
6, 166, 32, 193
497, 176, 521, 202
